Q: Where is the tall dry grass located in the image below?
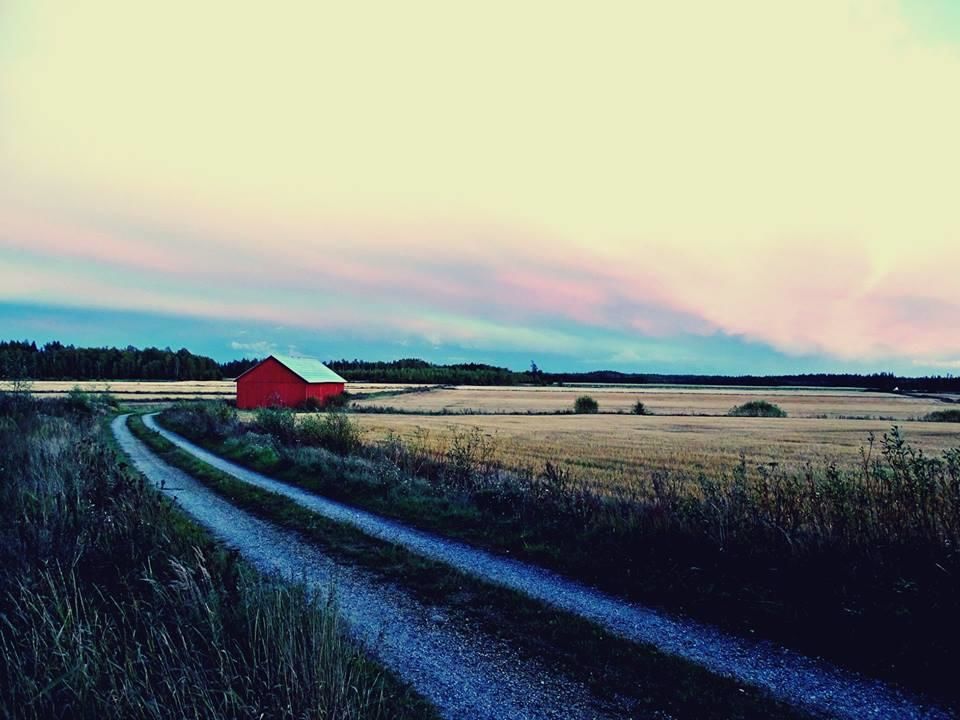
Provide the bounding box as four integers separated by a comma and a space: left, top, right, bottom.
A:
354, 413, 960, 487
163, 401, 960, 701
0, 394, 425, 720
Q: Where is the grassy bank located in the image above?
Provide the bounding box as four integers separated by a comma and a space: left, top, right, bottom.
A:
0, 393, 432, 720
129, 413, 806, 719
159, 402, 960, 705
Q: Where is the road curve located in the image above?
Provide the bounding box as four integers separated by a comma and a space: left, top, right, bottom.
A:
114, 415, 624, 720
143, 412, 954, 720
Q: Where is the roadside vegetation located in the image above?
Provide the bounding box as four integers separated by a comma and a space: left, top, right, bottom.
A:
160, 401, 960, 704
130, 414, 804, 719
0, 392, 431, 720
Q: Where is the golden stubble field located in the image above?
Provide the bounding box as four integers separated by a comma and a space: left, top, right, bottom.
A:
352, 385, 946, 420
0, 380, 238, 400
2, 380, 422, 401
10, 380, 957, 487
354, 413, 960, 490
12, 380, 947, 419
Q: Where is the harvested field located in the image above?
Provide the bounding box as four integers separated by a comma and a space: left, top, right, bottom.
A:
0, 380, 237, 401
2, 380, 424, 402
352, 385, 947, 419
354, 414, 960, 489
8, 381, 948, 417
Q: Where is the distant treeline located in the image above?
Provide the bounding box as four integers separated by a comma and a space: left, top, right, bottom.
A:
219, 358, 258, 378
546, 370, 960, 393
322, 359, 960, 392
325, 358, 525, 385
0, 341, 221, 380
3, 340, 959, 391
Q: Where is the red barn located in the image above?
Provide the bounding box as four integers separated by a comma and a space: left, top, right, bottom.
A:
234, 354, 346, 409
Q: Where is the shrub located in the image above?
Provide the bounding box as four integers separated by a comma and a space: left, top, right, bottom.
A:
299, 397, 325, 412
63, 386, 120, 414
64, 386, 97, 414
224, 433, 281, 467
169, 400, 239, 439
299, 392, 350, 412
574, 395, 599, 414
253, 406, 298, 445
299, 412, 363, 455
727, 400, 787, 418
100, 389, 120, 409
632, 400, 650, 415
325, 391, 350, 410
924, 409, 960, 422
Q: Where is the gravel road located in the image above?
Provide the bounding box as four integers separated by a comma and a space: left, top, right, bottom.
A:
114, 415, 626, 720
142, 413, 955, 720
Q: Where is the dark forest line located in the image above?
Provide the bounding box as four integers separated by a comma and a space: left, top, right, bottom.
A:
0, 340, 222, 381
2, 340, 959, 392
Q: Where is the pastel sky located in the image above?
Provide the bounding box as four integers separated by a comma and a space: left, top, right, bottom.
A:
1, 1, 958, 373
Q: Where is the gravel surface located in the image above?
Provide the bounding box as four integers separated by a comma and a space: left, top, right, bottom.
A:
143, 413, 956, 720
114, 415, 623, 720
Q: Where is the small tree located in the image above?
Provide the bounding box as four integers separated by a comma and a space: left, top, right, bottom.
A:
529, 361, 545, 385
727, 400, 787, 418
574, 395, 599, 414
632, 400, 650, 415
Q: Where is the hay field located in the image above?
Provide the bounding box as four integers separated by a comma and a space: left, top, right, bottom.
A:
352, 384, 945, 420
2, 380, 422, 402
355, 413, 960, 489
1, 380, 238, 401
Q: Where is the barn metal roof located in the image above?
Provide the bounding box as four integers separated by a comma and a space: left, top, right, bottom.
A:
235, 354, 346, 384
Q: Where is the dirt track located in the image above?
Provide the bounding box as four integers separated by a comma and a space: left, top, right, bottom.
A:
124, 414, 954, 720
114, 414, 627, 720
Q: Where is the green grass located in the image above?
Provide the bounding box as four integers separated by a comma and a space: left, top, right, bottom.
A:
129, 414, 807, 719
0, 395, 432, 720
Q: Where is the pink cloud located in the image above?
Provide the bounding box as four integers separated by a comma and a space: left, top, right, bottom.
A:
4, 195, 959, 363
1, 207, 183, 274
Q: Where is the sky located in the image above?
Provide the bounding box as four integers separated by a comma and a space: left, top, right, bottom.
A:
1, 1, 958, 374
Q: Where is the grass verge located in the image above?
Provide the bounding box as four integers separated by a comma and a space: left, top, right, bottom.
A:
0, 395, 432, 720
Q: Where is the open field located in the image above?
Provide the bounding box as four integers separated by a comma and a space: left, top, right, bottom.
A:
1, 380, 426, 402
354, 413, 960, 489
0, 380, 238, 400
352, 384, 948, 419
6, 381, 950, 417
